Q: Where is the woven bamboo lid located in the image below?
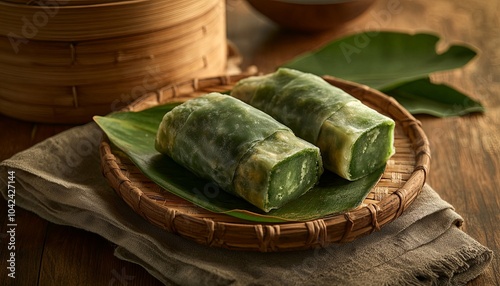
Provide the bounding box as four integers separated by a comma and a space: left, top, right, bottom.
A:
99, 72, 431, 252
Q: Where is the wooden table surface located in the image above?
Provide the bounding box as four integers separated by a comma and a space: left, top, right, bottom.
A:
1, 0, 498, 285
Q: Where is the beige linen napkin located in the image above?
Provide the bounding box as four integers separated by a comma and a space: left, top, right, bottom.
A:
0, 122, 493, 286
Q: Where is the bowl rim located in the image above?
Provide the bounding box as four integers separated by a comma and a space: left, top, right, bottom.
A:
262, 0, 371, 5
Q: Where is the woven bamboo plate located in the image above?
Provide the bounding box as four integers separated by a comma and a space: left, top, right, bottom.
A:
99, 72, 430, 252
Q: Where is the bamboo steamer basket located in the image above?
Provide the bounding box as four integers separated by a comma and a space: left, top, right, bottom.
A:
99, 71, 431, 252
0, 0, 227, 123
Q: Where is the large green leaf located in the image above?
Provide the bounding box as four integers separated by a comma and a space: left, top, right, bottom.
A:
94, 104, 384, 223
283, 31, 476, 90
283, 31, 484, 116
386, 77, 485, 117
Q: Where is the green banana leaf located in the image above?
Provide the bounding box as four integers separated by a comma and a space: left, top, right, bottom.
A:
94, 103, 384, 223
386, 77, 485, 117
283, 31, 484, 117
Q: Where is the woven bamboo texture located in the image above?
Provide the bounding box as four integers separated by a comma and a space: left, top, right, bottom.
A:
0, 0, 226, 123
99, 72, 431, 252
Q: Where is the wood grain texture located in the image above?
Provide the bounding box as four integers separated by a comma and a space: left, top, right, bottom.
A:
0, 0, 498, 284
228, 0, 500, 284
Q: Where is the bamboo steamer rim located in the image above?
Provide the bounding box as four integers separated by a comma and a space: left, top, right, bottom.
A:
1, 0, 146, 7
0, 25, 225, 85
0, 2, 223, 66
0, 0, 222, 41
2, 0, 131, 5
99, 70, 431, 252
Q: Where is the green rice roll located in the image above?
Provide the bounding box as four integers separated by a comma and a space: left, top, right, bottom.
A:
231, 68, 395, 181
155, 92, 323, 212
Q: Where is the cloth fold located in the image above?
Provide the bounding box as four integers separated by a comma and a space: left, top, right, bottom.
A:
0, 122, 493, 285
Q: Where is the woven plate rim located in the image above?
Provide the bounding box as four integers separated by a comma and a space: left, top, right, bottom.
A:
99, 71, 431, 252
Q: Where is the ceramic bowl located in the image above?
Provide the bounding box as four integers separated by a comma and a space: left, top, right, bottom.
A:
246, 0, 377, 32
